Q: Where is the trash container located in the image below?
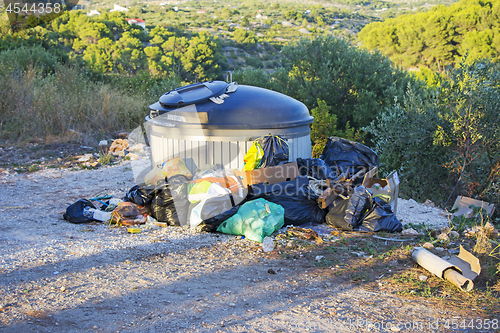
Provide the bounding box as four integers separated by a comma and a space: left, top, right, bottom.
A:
145, 81, 314, 172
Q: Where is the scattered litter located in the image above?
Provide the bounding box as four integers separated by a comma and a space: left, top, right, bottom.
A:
110, 202, 148, 226
63, 199, 96, 224
281, 226, 323, 244
412, 246, 481, 292
373, 235, 414, 242
109, 139, 129, 155
262, 237, 275, 253
451, 196, 495, 217
78, 154, 93, 163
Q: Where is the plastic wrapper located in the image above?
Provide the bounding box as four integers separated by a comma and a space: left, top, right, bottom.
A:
151, 175, 190, 226
256, 134, 289, 168
124, 184, 157, 206
216, 198, 284, 242
296, 157, 337, 180
110, 202, 148, 226
189, 176, 246, 230
358, 197, 403, 233
325, 198, 351, 231
187, 176, 240, 203
63, 199, 96, 224
161, 157, 192, 179
320, 136, 378, 177
192, 195, 246, 232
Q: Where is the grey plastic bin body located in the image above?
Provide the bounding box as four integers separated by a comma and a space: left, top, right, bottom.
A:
145, 81, 314, 172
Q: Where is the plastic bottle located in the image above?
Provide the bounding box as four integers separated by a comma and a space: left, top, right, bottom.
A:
262, 237, 275, 253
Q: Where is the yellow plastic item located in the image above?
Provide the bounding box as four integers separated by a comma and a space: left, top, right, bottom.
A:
127, 227, 141, 234
161, 157, 192, 179
243, 141, 264, 171
144, 166, 165, 186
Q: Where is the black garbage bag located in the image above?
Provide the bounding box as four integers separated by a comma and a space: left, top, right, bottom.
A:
320, 137, 378, 178
151, 175, 190, 226
358, 197, 403, 233
63, 199, 96, 224
247, 177, 309, 200
260, 183, 326, 226
325, 198, 350, 230
344, 186, 372, 229
257, 134, 289, 168
296, 157, 338, 180
124, 184, 156, 206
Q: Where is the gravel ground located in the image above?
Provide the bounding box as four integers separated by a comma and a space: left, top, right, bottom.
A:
0, 158, 491, 333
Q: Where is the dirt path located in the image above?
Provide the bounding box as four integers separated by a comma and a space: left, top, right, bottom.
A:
0, 161, 495, 332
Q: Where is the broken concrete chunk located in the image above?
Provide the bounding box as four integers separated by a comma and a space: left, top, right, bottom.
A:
437, 233, 450, 242
422, 242, 434, 250
402, 228, 419, 236
78, 154, 93, 163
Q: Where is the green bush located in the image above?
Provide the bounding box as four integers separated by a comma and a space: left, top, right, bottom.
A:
0, 45, 59, 75
369, 57, 500, 207
367, 85, 451, 204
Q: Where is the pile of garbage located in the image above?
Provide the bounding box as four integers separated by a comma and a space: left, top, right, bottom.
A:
63, 135, 403, 242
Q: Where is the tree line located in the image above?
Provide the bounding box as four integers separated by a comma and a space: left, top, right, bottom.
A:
358, 0, 500, 71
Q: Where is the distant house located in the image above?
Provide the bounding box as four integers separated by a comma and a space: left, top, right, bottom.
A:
125, 18, 146, 30
196, 9, 206, 14
110, 4, 129, 12
87, 9, 101, 16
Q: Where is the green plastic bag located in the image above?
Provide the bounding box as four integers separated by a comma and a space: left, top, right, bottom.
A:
243, 141, 264, 171
216, 198, 285, 242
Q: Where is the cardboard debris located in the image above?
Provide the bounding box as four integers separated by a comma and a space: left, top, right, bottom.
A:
412, 245, 481, 292
235, 162, 299, 187
451, 196, 495, 217
362, 167, 400, 214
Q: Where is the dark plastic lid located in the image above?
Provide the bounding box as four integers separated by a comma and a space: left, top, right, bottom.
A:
149, 82, 313, 130
159, 81, 228, 107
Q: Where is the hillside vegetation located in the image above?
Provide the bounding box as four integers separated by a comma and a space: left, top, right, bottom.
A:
359, 0, 500, 70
